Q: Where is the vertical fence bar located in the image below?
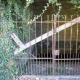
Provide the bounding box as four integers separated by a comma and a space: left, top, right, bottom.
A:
76, 16, 78, 55
34, 18, 38, 75
71, 54, 75, 75
70, 15, 73, 58
69, 15, 73, 75
41, 16, 43, 75
57, 15, 60, 75
28, 21, 32, 75
75, 17, 77, 75
47, 15, 49, 75
61, 53, 62, 75
50, 15, 52, 74
76, 15, 79, 74
64, 15, 66, 75
19, 60, 22, 75
52, 14, 56, 75
41, 16, 43, 55
78, 53, 79, 75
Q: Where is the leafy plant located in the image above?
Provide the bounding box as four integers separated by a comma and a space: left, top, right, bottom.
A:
0, 0, 33, 79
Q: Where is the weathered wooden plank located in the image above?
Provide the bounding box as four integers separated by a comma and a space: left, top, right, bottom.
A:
13, 17, 80, 54
11, 33, 25, 48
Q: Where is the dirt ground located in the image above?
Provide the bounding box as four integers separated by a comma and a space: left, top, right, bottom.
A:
16, 60, 80, 80
26, 61, 80, 75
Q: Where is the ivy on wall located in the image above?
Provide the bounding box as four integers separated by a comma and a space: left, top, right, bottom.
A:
0, 0, 34, 80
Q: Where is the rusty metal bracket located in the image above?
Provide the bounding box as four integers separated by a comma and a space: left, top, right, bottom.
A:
53, 50, 59, 56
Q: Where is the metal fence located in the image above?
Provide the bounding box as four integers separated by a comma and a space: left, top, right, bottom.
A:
13, 15, 80, 80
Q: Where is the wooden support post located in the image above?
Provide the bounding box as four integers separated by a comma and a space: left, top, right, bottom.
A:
52, 15, 57, 75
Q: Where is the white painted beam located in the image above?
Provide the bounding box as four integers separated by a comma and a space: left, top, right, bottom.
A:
12, 17, 80, 55
11, 33, 25, 48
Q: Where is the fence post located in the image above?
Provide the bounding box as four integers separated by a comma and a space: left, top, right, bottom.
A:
52, 14, 57, 75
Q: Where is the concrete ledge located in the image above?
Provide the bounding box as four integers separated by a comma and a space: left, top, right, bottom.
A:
16, 75, 80, 80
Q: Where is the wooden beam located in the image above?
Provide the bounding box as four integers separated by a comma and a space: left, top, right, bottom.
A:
11, 33, 25, 48
13, 17, 80, 55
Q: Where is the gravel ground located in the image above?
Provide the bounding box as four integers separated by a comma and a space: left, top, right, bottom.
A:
26, 61, 80, 75
16, 61, 80, 80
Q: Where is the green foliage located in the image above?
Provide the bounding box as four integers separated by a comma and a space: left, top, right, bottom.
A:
70, 0, 80, 4
28, 2, 50, 24
0, 0, 80, 79
0, 0, 34, 80
0, 17, 18, 80
48, 0, 57, 4
68, 0, 80, 15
